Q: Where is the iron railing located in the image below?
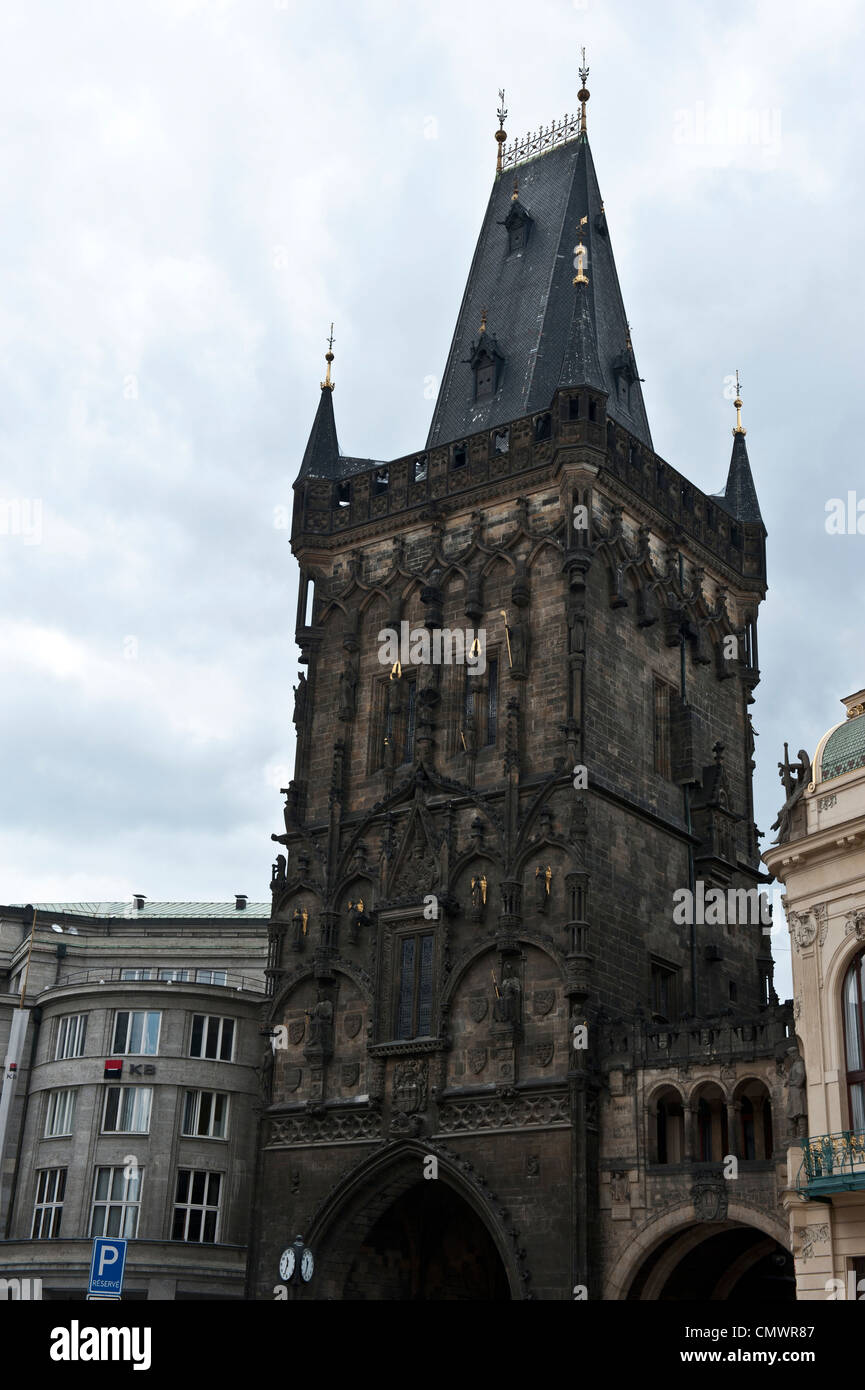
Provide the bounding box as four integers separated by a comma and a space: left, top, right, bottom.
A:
799, 1130, 865, 1193
48, 967, 266, 995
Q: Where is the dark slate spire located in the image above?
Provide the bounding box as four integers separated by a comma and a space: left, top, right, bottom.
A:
713, 374, 763, 524
558, 255, 605, 393
298, 378, 341, 480
721, 430, 763, 524
426, 120, 652, 450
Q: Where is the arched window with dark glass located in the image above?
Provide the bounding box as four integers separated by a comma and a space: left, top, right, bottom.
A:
843, 950, 865, 1132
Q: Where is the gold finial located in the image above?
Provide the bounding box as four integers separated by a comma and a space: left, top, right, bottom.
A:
578, 47, 590, 135
495, 88, 508, 173
733, 368, 746, 435
479, 308, 487, 335
572, 215, 589, 285
512, 173, 519, 202
321, 323, 335, 391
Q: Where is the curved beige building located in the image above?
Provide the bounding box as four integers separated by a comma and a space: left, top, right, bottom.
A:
764, 687, 865, 1300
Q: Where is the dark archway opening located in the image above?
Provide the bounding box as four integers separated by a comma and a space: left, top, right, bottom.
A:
627, 1224, 795, 1301
342, 1180, 510, 1301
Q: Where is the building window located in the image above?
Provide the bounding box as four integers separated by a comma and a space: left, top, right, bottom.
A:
335, 480, 351, 508
112, 1010, 161, 1056
396, 933, 435, 1040
44, 1089, 76, 1138
695, 1086, 729, 1162
189, 1014, 235, 1062
654, 1088, 685, 1164
371, 674, 417, 771
534, 413, 551, 442
843, 950, 865, 1133
171, 1169, 221, 1243
650, 959, 678, 1023
568, 395, 581, 420
90, 1166, 143, 1238
103, 1086, 152, 1134
54, 1014, 88, 1060
181, 1090, 229, 1140
588, 399, 597, 422
31, 1168, 66, 1238
413, 456, 428, 482
452, 443, 467, 470
737, 1083, 773, 1161
374, 466, 389, 495
652, 676, 675, 779
120, 968, 155, 980
493, 428, 509, 454
157, 968, 227, 985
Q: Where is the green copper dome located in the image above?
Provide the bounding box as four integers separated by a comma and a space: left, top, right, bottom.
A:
820, 712, 865, 780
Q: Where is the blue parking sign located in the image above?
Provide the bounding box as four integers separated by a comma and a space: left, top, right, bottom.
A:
88, 1237, 127, 1297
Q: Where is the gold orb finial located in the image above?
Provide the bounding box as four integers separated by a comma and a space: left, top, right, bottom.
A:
321, 323, 335, 391
578, 47, 590, 135
512, 173, 519, 202
479, 308, 487, 335
733, 368, 746, 435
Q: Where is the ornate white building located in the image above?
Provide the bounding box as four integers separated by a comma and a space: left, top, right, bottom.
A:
764, 687, 865, 1300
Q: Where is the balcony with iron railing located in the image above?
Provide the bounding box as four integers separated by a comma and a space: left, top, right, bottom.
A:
798, 1131, 865, 1194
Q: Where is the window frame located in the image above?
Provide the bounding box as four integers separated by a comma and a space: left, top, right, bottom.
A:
54, 1013, 88, 1061
171, 1168, 222, 1244
181, 1089, 229, 1141
89, 1165, 143, 1239
31, 1167, 67, 1238
112, 1009, 161, 1056
188, 1014, 236, 1062
44, 1088, 76, 1138
842, 949, 865, 1133
394, 929, 436, 1041
102, 1085, 153, 1135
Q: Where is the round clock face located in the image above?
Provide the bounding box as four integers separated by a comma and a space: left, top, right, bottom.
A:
279, 1248, 295, 1282
301, 1249, 314, 1282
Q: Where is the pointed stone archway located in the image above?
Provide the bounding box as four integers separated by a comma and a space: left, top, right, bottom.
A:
306, 1141, 519, 1300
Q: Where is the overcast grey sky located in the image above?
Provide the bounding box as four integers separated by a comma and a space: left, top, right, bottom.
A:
2, 0, 863, 999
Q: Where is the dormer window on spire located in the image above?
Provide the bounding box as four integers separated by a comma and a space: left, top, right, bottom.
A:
499, 198, 531, 256
465, 317, 504, 402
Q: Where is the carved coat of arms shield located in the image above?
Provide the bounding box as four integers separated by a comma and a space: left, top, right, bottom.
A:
468, 1047, 487, 1074
284, 1066, 302, 1092
469, 995, 488, 1023
533, 990, 555, 1017
534, 1041, 554, 1067
341, 1063, 360, 1087
344, 1012, 362, 1039
288, 1019, 305, 1046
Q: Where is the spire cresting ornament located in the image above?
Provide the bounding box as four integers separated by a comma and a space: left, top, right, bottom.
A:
733, 368, 746, 435
578, 48, 590, 135
496, 88, 508, 173
321, 323, 335, 391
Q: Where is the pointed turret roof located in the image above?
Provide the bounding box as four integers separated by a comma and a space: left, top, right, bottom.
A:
559, 277, 605, 393
711, 380, 763, 525
298, 382, 341, 480
718, 431, 763, 524
426, 127, 652, 449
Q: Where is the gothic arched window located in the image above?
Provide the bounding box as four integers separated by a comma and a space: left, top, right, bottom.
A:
843, 950, 865, 1132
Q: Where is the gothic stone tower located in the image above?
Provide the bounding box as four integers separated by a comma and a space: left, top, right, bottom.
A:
247, 92, 795, 1301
